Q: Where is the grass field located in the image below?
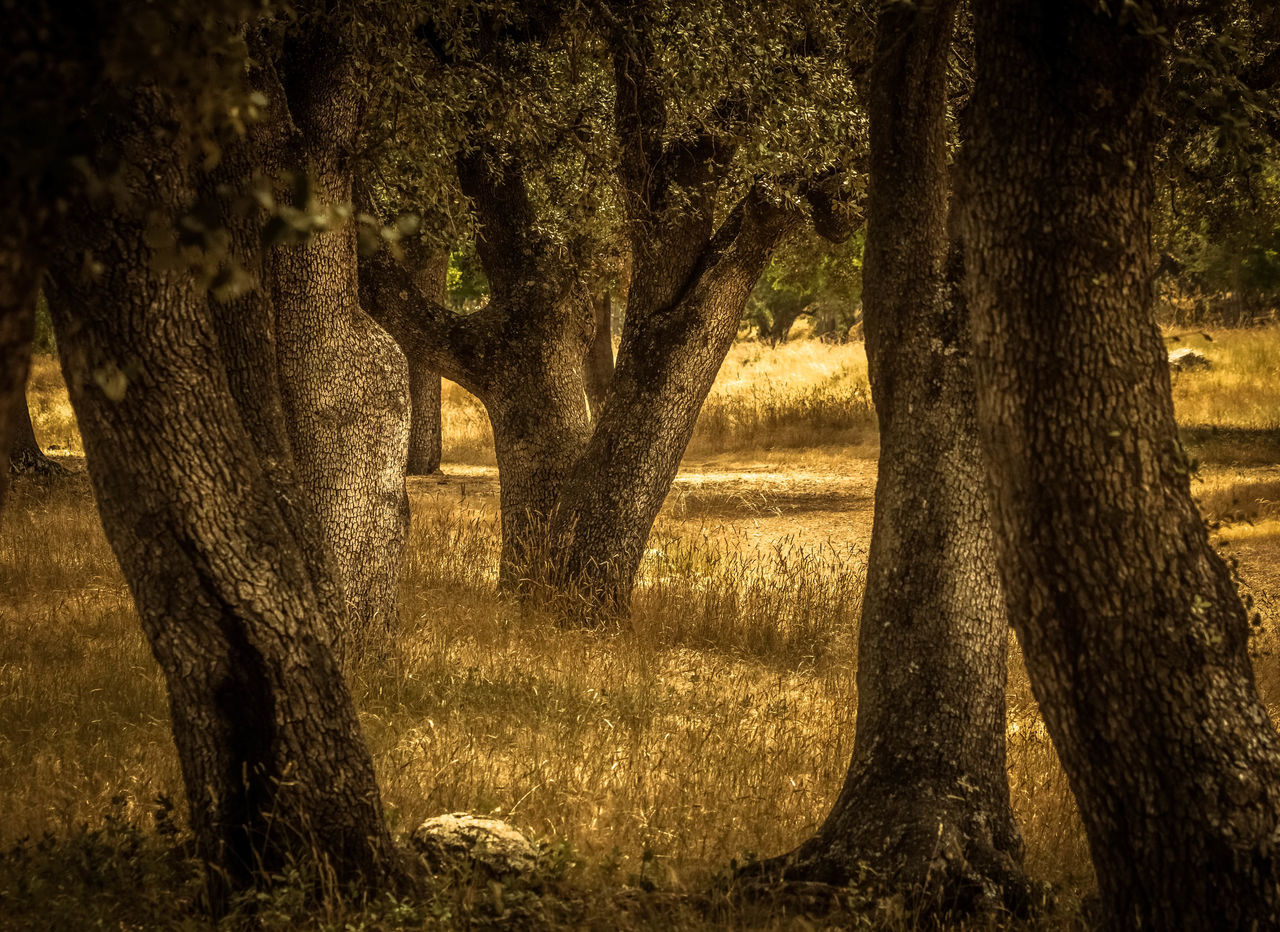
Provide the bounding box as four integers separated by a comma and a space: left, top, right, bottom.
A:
2, 328, 1278, 929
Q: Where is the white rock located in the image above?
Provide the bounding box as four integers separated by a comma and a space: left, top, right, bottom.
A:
410, 812, 538, 875
1168, 347, 1211, 372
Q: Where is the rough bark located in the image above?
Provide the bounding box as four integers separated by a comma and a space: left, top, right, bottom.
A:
405, 250, 447, 475
43, 88, 400, 911
361, 150, 593, 590
964, 2, 1280, 927
271, 33, 410, 639
747, 2, 1028, 913
8, 388, 65, 476
584, 290, 614, 420
0, 253, 38, 512
551, 190, 801, 614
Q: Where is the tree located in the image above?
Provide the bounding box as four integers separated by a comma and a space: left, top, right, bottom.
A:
746, 0, 1027, 913
364, 0, 860, 606
7, 4, 410, 907
269, 16, 411, 638
7, 391, 64, 477
964, 1, 1280, 926
0, 275, 35, 516
404, 249, 447, 475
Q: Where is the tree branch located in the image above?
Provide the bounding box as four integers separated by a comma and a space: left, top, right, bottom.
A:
359, 249, 505, 397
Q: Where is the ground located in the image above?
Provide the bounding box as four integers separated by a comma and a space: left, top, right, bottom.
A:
1, 330, 1278, 929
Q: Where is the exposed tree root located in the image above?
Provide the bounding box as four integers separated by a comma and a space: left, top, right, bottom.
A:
737, 789, 1045, 923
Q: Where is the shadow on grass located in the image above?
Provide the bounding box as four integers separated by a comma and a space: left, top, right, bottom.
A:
1181, 425, 1280, 467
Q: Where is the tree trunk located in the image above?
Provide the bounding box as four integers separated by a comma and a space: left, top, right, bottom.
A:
44, 88, 400, 912
964, 2, 1280, 927
488, 341, 593, 591
8, 388, 64, 476
584, 290, 614, 420
0, 249, 38, 514
360, 249, 593, 592
551, 192, 800, 614
406, 251, 446, 475
749, 2, 1028, 913
271, 37, 410, 641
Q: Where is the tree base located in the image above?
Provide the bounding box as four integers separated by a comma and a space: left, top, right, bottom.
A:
737, 792, 1043, 922
9, 445, 66, 477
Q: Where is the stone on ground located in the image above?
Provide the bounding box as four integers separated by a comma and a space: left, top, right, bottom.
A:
410, 812, 538, 876
1168, 347, 1211, 372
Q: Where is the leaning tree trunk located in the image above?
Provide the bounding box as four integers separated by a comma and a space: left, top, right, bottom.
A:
405, 250, 446, 475
584, 290, 614, 420
8, 390, 64, 475
964, 2, 1280, 927
751, 0, 1028, 914
44, 89, 400, 913
551, 193, 798, 615
271, 40, 410, 641
0, 248, 38, 513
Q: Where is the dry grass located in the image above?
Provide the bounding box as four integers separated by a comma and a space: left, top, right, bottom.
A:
689, 340, 876, 454
5, 328, 1280, 928
1169, 328, 1280, 466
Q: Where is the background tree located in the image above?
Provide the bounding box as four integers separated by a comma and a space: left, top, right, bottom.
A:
363, 0, 862, 606
6, 392, 64, 477
1154, 0, 1280, 324
744, 229, 864, 345
964, 1, 1280, 926
268, 13, 411, 637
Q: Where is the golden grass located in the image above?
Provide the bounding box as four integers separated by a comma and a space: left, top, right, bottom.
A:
1169, 328, 1280, 466
6, 327, 1280, 928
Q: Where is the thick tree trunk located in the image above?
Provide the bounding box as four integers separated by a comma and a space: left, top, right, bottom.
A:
8, 389, 64, 476
272, 39, 410, 640
488, 345, 592, 591
965, 3, 1280, 927
551, 193, 798, 614
584, 290, 614, 420
751, 1, 1027, 913
406, 251, 446, 475
0, 255, 37, 511
44, 92, 400, 911
360, 250, 593, 591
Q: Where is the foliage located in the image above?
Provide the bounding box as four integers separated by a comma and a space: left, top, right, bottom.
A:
357, 0, 868, 293
744, 228, 865, 344
1154, 0, 1280, 321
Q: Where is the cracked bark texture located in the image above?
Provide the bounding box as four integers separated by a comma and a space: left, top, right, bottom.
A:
964, 2, 1280, 927
752, 1, 1027, 913
43, 86, 399, 911
271, 29, 410, 637
584, 290, 615, 420
404, 250, 446, 475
